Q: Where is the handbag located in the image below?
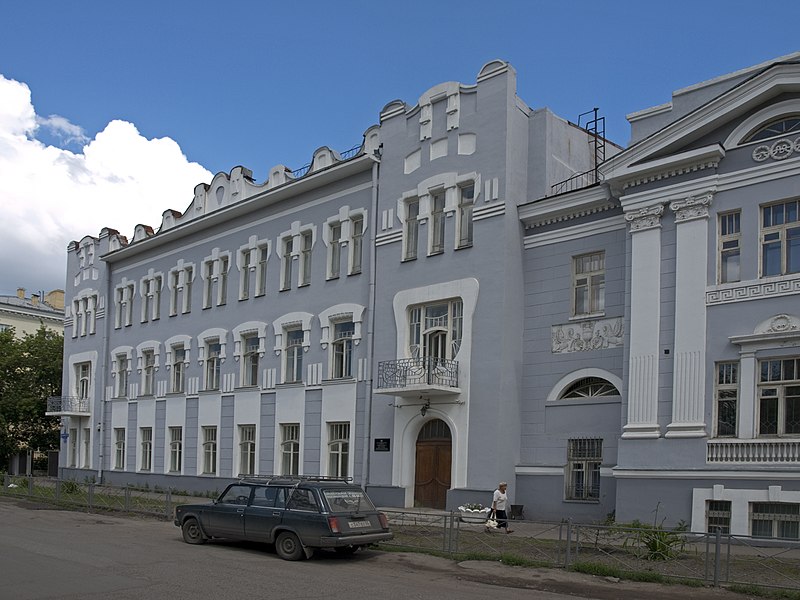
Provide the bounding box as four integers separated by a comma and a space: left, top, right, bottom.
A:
485, 510, 498, 530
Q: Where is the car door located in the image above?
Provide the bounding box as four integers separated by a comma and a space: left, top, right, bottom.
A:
206, 484, 253, 539
244, 486, 289, 542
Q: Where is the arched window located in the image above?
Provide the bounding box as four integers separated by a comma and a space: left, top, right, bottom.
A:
744, 116, 800, 143
560, 377, 619, 399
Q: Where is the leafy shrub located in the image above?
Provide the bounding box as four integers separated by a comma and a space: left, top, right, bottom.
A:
61, 480, 81, 494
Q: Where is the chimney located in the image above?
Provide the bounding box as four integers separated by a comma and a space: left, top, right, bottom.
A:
16, 287, 25, 299
31, 294, 39, 306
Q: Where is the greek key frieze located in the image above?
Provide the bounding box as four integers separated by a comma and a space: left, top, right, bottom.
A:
706, 278, 800, 305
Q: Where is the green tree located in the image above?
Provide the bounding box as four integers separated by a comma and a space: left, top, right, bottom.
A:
0, 326, 63, 470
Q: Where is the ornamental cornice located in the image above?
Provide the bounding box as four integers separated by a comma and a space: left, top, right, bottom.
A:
669, 192, 713, 223
622, 158, 721, 190
624, 204, 664, 232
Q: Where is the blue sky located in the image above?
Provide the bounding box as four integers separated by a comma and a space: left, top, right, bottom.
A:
0, 0, 798, 296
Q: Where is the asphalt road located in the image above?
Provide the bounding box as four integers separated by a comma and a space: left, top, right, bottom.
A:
0, 497, 750, 600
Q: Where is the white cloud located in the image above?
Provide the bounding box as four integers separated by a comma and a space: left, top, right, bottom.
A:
0, 74, 212, 295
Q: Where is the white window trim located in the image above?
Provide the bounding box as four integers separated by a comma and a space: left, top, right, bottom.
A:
201, 249, 232, 307
68, 351, 96, 403
724, 100, 800, 149
232, 321, 268, 360
164, 335, 193, 368
237, 235, 269, 300
71, 288, 99, 337
278, 222, 316, 290
272, 312, 314, 355
135, 341, 162, 372
318, 304, 364, 349
197, 328, 228, 363
139, 270, 163, 322
546, 368, 624, 403
167, 261, 195, 315
114, 279, 136, 328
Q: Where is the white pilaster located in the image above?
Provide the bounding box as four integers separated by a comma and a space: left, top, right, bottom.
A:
623, 205, 664, 439
737, 351, 757, 440
666, 193, 713, 438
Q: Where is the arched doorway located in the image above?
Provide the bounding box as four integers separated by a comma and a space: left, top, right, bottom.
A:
414, 419, 452, 509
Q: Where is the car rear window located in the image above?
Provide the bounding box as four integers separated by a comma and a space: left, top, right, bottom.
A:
322, 489, 376, 513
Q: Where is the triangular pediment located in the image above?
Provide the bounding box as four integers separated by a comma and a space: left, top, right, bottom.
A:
601, 58, 800, 187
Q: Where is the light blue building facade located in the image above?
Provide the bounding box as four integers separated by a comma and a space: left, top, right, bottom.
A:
52, 54, 800, 537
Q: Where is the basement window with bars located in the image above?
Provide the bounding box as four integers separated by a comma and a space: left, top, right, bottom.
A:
751, 502, 800, 540
707, 500, 731, 534
566, 438, 602, 501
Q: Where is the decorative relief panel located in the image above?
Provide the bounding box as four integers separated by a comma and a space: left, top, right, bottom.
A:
552, 317, 624, 353
706, 277, 800, 305
752, 137, 800, 162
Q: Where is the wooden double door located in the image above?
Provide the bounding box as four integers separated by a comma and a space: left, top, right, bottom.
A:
414, 419, 452, 509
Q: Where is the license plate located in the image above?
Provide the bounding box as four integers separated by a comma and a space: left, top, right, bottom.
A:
348, 520, 371, 528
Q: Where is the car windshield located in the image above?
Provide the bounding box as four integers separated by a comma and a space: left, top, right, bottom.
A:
322, 489, 375, 514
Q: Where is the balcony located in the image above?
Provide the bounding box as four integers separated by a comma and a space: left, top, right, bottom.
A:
707, 439, 800, 464
375, 357, 460, 398
46, 396, 91, 417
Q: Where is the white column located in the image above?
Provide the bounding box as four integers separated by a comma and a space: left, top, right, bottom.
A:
666, 193, 713, 438
623, 205, 664, 439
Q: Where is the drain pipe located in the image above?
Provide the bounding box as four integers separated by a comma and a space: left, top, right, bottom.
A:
360, 148, 381, 487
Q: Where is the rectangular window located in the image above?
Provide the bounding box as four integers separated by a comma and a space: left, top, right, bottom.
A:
332, 321, 354, 379
761, 199, 800, 277
82, 427, 91, 468
142, 280, 152, 323
707, 500, 732, 534
77, 362, 91, 400
285, 329, 304, 383
172, 346, 185, 393
115, 355, 128, 398
206, 341, 221, 391
243, 334, 260, 387
239, 424, 256, 476
457, 184, 474, 248
255, 244, 268, 296
114, 428, 125, 470
281, 424, 300, 476
566, 438, 602, 501
169, 427, 183, 472
68, 428, 78, 467
715, 362, 738, 437
573, 251, 605, 316
751, 502, 800, 539
169, 271, 180, 316
218, 256, 229, 305
407, 299, 464, 360
350, 215, 364, 275
142, 349, 155, 396
300, 231, 313, 286
328, 422, 350, 478
140, 427, 152, 471
404, 199, 419, 261
183, 267, 193, 313
240, 249, 251, 300
203, 260, 214, 308
202, 426, 217, 475
758, 357, 800, 436
430, 192, 445, 254
719, 211, 741, 283
281, 237, 293, 290
328, 222, 341, 279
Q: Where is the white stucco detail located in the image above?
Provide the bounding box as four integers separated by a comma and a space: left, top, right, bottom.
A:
691, 485, 800, 536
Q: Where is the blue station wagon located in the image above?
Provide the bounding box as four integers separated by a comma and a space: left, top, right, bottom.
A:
174, 476, 392, 560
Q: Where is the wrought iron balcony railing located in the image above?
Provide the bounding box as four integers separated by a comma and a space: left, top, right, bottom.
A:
46, 396, 90, 414
377, 357, 458, 390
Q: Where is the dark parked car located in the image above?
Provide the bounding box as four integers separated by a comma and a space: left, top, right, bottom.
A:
174, 476, 392, 560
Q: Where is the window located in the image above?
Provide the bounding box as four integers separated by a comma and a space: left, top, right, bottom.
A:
566, 438, 602, 501
255, 244, 268, 296
115, 283, 134, 328
281, 237, 294, 290
285, 329, 304, 383
300, 231, 313, 286
115, 355, 128, 398
141, 275, 161, 322
140, 427, 152, 471
171, 345, 186, 393
745, 116, 800, 143
328, 422, 350, 478
68, 428, 78, 467
240, 248, 252, 300
573, 252, 605, 316
242, 334, 260, 387
205, 341, 221, 390
141, 349, 155, 396
281, 424, 300, 475
761, 200, 800, 277
239, 425, 256, 476
707, 500, 731, 534
114, 428, 125, 470
219, 256, 229, 305
328, 222, 342, 279
408, 299, 463, 360
560, 377, 619, 399
202, 426, 217, 474
350, 215, 364, 275
76, 362, 91, 400
331, 321, 355, 379
430, 192, 445, 254
82, 427, 91, 468
169, 265, 193, 316
751, 502, 800, 539
404, 198, 419, 260
169, 427, 183, 472
715, 362, 738, 437
457, 184, 474, 248
203, 260, 214, 308
719, 212, 741, 284
758, 357, 800, 436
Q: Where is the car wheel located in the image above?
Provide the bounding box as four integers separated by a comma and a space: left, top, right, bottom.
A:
275, 532, 304, 561
181, 518, 206, 545
334, 545, 359, 555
